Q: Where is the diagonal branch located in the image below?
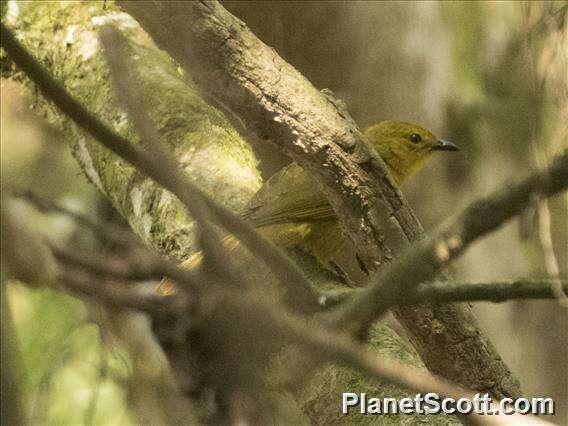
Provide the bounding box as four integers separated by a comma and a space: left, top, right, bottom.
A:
57, 272, 181, 319
1, 198, 179, 318
98, 25, 231, 282
5, 189, 553, 425
11, 190, 205, 296
207, 293, 548, 426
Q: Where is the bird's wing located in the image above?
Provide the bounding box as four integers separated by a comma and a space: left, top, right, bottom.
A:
241, 163, 336, 227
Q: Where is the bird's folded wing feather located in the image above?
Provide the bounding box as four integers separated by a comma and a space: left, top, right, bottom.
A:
241, 163, 336, 226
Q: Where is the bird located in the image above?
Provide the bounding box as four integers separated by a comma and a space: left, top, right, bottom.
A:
159, 121, 458, 293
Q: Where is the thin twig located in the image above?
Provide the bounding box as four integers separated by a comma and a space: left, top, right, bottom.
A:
99, 27, 227, 267
11, 190, 204, 293
49, 239, 205, 297
537, 199, 568, 306
12, 189, 137, 247
49, 243, 164, 282
319, 279, 568, 308
2, 204, 181, 318
98, 25, 245, 289
57, 270, 183, 319
523, 5, 568, 308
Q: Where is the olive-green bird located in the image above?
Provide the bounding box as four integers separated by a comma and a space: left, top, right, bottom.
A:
160, 121, 458, 293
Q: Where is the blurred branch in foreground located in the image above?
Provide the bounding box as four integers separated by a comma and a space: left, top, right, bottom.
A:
8, 186, 568, 312
1, 21, 320, 316
321, 279, 568, 308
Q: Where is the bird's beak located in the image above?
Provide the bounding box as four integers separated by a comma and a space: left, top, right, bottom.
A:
432, 139, 459, 152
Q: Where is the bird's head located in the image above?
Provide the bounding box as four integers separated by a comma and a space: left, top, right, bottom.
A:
364, 120, 459, 184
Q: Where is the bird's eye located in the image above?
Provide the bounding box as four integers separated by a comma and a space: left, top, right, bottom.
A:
409, 133, 422, 144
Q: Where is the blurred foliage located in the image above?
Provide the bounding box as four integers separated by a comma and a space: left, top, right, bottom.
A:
1, 76, 132, 425
6, 283, 133, 425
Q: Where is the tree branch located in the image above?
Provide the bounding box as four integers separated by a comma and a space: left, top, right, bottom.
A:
5, 192, 553, 425
321, 279, 568, 308
11, 189, 136, 247
57, 272, 180, 319
98, 25, 232, 279
1, 199, 179, 318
